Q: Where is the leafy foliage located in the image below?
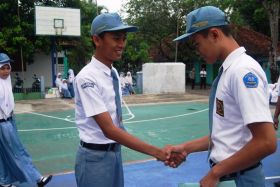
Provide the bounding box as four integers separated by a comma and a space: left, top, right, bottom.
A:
0, 0, 278, 76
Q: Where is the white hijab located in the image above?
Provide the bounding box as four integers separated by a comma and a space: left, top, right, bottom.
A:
125, 71, 133, 85
0, 63, 14, 119
55, 72, 63, 92
68, 69, 75, 83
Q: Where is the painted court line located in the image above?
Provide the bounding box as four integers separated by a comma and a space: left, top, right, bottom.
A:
28, 111, 75, 122
18, 126, 77, 132
18, 108, 208, 132
124, 108, 208, 124
122, 100, 135, 121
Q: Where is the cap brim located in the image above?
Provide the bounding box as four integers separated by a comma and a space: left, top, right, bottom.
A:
105, 25, 138, 33
173, 32, 194, 42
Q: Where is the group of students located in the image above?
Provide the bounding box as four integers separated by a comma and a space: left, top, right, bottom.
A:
0, 5, 278, 187
120, 71, 135, 95
55, 69, 75, 99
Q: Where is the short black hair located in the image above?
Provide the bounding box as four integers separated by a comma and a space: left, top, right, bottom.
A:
198, 25, 232, 37
92, 32, 107, 49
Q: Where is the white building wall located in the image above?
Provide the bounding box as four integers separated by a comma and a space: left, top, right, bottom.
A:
143, 63, 185, 94
11, 53, 53, 88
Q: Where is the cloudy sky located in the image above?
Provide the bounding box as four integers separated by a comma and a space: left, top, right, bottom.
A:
96, 0, 127, 13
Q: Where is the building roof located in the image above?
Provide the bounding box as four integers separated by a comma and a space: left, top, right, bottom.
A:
232, 25, 280, 58
149, 25, 280, 61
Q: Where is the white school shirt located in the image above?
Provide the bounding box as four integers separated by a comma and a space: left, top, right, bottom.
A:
277, 77, 280, 96
210, 47, 273, 163
74, 57, 121, 144
200, 70, 207, 77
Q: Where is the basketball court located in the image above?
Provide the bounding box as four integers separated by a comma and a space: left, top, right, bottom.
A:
12, 99, 280, 187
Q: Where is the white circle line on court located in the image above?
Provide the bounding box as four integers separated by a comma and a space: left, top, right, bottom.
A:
18, 108, 208, 132
124, 108, 208, 124
28, 112, 75, 123
125, 99, 208, 107
19, 127, 77, 132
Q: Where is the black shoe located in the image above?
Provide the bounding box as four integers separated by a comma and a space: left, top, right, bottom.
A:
274, 181, 280, 187
37, 175, 52, 187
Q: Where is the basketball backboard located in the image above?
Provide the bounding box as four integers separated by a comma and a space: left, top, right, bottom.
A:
35, 6, 81, 36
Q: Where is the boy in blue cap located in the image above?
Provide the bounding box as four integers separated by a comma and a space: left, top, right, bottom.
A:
164, 6, 276, 187
0, 53, 52, 187
73, 13, 183, 187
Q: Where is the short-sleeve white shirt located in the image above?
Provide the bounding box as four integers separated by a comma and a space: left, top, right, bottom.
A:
74, 57, 121, 144
277, 77, 280, 96
200, 70, 207, 77
210, 47, 273, 162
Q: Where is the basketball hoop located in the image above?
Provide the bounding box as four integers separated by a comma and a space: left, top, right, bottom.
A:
54, 18, 64, 36
35, 6, 80, 36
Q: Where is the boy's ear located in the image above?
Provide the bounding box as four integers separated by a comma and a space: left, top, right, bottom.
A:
208, 28, 220, 41
92, 35, 100, 47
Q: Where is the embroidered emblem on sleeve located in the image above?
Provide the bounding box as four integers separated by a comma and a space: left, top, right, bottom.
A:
243, 72, 258, 88
81, 82, 95, 89
216, 98, 224, 117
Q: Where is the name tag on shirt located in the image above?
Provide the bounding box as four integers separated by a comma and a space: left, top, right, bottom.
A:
216, 98, 224, 117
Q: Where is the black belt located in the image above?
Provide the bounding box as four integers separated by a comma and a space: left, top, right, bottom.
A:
80, 141, 117, 151
209, 159, 261, 181
0, 117, 12, 123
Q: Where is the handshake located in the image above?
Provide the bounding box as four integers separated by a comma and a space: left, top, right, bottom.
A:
156, 144, 188, 168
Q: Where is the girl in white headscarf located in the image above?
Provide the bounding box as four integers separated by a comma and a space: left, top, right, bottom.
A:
55, 72, 71, 98
0, 53, 52, 187
67, 69, 75, 97
125, 71, 135, 94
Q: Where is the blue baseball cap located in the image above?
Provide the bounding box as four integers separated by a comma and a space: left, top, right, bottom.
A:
174, 6, 229, 42
91, 13, 138, 36
0, 53, 13, 66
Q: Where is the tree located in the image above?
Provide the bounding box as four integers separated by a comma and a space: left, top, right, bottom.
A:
262, 0, 279, 83
124, 0, 179, 62
124, 0, 235, 64
0, 0, 39, 71
119, 34, 150, 73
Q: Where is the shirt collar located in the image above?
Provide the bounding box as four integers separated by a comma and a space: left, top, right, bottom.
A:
91, 56, 112, 76
221, 47, 246, 72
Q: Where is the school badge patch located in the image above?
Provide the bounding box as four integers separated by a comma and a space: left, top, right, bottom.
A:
216, 98, 224, 117
243, 72, 258, 88
81, 82, 95, 89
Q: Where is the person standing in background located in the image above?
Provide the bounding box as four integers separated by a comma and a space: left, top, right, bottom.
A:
189, 67, 195, 89
67, 69, 75, 98
125, 71, 135, 94
200, 67, 207, 89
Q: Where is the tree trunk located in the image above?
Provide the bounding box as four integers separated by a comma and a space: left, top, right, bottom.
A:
263, 0, 279, 83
